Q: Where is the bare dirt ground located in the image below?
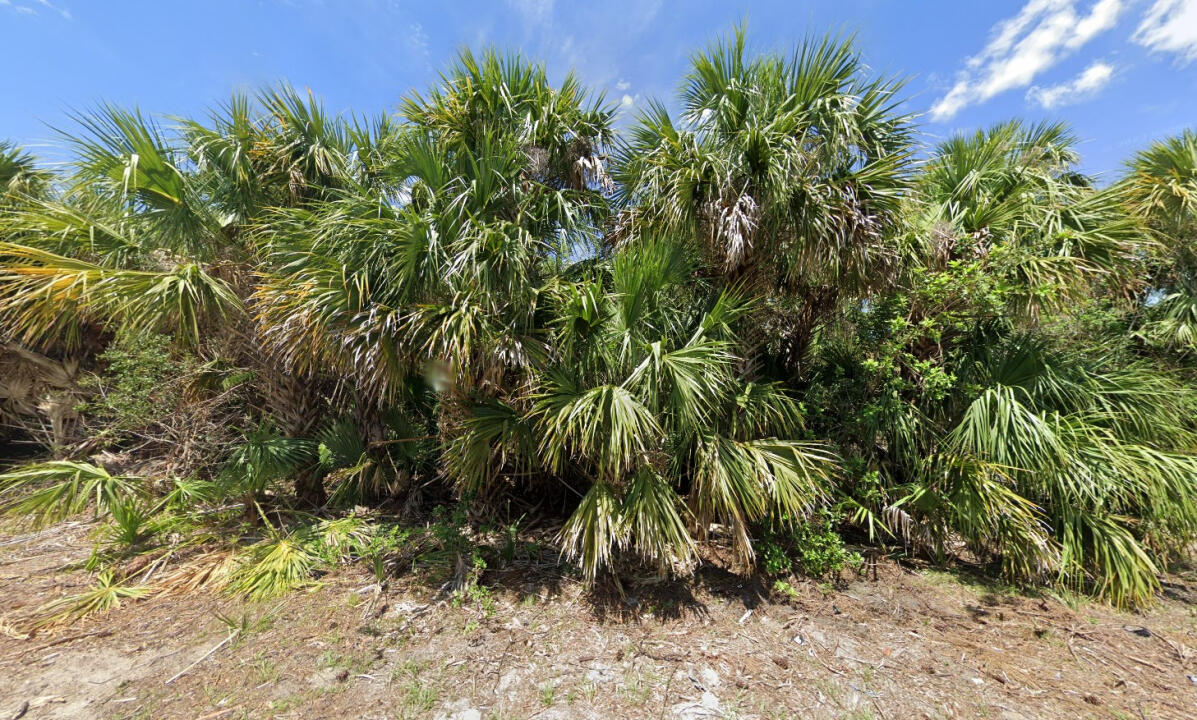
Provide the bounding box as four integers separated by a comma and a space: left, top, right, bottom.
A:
1, 522, 1195, 720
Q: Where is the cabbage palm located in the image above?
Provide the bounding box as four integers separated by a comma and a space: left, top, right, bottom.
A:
1122, 130, 1197, 355
819, 123, 1196, 606
914, 120, 1144, 318
252, 50, 614, 403
0, 140, 50, 205
0, 86, 362, 352
614, 30, 914, 373
447, 240, 837, 577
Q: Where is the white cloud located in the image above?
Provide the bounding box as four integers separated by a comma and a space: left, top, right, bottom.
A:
506, 0, 554, 27
1027, 60, 1115, 107
930, 0, 1125, 120
35, 0, 70, 19
616, 79, 631, 91
3, 0, 72, 18
1134, 0, 1197, 63
408, 22, 430, 64
617, 92, 644, 116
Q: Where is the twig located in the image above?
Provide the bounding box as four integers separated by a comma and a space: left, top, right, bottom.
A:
29, 629, 112, 652
165, 630, 239, 685
1066, 637, 1089, 667
808, 649, 847, 676
193, 706, 240, 720
492, 634, 518, 692
1123, 653, 1169, 674
658, 670, 675, 720
7, 701, 28, 720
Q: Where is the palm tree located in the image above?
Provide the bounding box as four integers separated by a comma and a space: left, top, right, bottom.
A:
0, 90, 360, 499
1, 35, 1194, 606
250, 51, 838, 576
1122, 130, 1197, 355
0, 140, 50, 205
444, 239, 838, 578
815, 122, 1197, 606
614, 29, 914, 374
915, 121, 1143, 319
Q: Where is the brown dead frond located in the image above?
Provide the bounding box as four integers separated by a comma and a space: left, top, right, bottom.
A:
152, 550, 238, 597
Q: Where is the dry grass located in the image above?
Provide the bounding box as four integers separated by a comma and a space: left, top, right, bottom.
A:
0, 522, 1194, 719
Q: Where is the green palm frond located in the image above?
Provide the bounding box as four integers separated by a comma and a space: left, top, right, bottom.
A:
620, 468, 696, 574
220, 426, 314, 495
444, 399, 536, 494
1124, 129, 1197, 232
559, 481, 622, 582
0, 140, 51, 202
31, 570, 149, 629
228, 534, 318, 600
0, 461, 142, 528
1057, 507, 1159, 609
0, 240, 242, 347
534, 381, 660, 482
1136, 291, 1197, 353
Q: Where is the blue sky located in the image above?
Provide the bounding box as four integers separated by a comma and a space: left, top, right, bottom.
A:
1, 0, 1194, 179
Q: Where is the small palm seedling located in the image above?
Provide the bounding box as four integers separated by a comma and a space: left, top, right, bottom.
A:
30, 570, 149, 629
228, 532, 319, 601
102, 499, 159, 548
310, 515, 374, 564
160, 476, 224, 511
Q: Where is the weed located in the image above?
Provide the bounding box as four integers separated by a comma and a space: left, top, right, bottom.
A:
772, 579, 800, 600
397, 679, 438, 714
213, 607, 277, 648
247, 652, 279, 683
760, 509, 863, 580
268, 695, 305, 713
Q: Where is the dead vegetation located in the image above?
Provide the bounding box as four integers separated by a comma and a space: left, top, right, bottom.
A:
1, 521, 1194, 720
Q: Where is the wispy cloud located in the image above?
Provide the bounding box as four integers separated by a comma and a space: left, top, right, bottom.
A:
35, 0, 71, 19
407, 22, 430, 68
506, 0, 554, 27
930, 0, 1124, 121
1027, 60, 1115, 107
1134, 0, 1197, 63
2, 0, 72, 18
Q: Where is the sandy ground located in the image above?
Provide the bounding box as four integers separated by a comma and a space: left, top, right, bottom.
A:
1, 521, 1195, 720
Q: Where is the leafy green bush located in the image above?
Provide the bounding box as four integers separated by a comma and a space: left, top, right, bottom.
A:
792, 515, 864, 578
761, 510, 863, 579
82, 330, 186, 431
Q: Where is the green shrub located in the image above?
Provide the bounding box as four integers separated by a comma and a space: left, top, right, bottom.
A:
762, 510, 863, 579
82, 330, 186, 431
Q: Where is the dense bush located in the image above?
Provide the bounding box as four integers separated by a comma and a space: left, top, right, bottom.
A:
1, 31, 1196, 616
